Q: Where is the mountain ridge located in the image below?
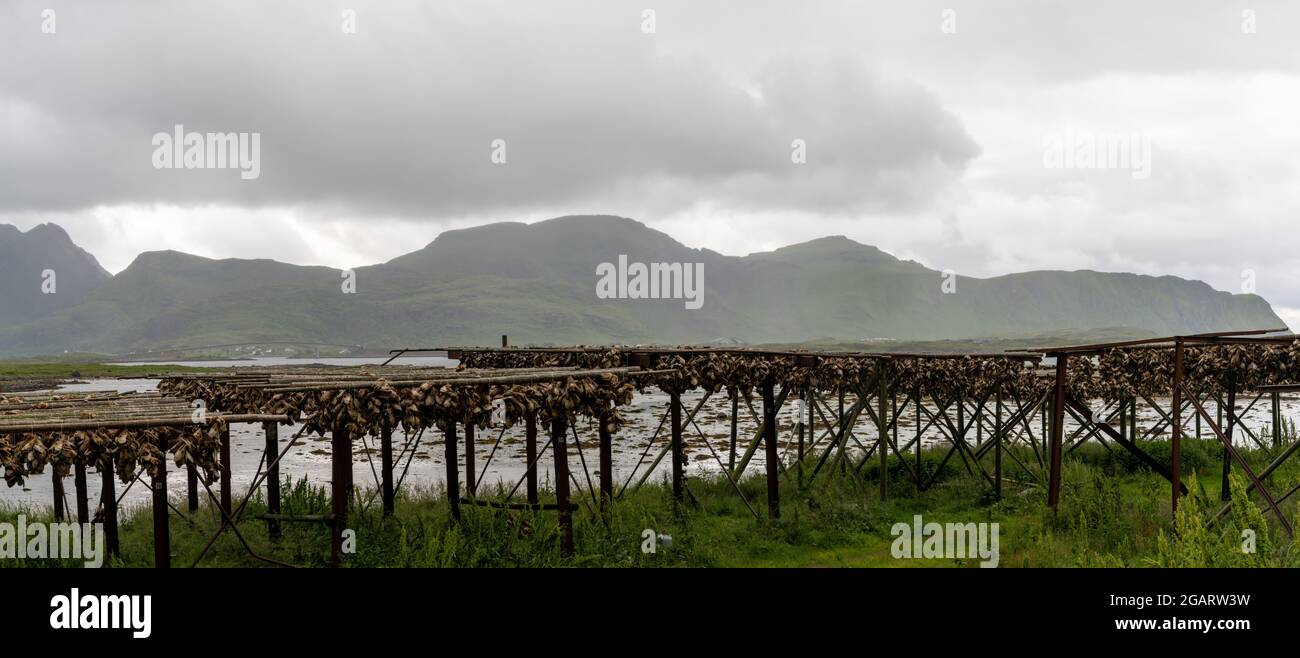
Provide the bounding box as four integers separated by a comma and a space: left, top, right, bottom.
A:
0, 215, 1286, 356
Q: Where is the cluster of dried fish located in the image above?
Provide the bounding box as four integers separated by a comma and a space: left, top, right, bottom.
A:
1083, 342, 1300, 399
0, 420, 226, 487
891, 357, 1046, 400
451, 348, 1053, 398
299, 376, 637, 436
162, 371, 640, 439
456, 348, 625, 371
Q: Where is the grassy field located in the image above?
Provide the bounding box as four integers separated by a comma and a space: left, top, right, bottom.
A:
0, 362, 217, 378
0, 360, 218, 393
2, 438, 1298, 568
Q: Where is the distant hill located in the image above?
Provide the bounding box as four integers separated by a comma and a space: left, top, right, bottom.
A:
0, 224, 111, 326
0, 215, 1287, 356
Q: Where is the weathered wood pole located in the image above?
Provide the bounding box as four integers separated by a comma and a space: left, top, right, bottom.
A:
52, 470, 65, 521
994, 391, 1003, 500
1271, 391, 1282, 448
1195, 399, 1202, 438
465, 422, 477, 495
797, 388, 807, 485
1042, 400, 1049, 455
762, 380, 780, 519
1220, 379, 1236, 502
1132, 398, 1138, 440
1119, 397, 1128, 441
330, 422, 353, 568
380, 418, 394, 515
264, 421, 281, 538
151, 433, 170, 569
728, 388, 739, 471
670, 391, 684, 502
877, 360, 889, 500
807, 387, 816, 478
914, 387, 923, 493
552, 415, 574, 556
444, 421, 460, 522
598, 414, 613, 516
957, 394, 965, 447
185, 461, 198, 513
219, 424, 233, 517
1171, 338, 1185, 517
837, 385, 846, 474
100, 459, 119, 558
892, 392, 899, 467
74, 459, 89, 525
1047, 354, 1068, 509
525, 410, 539, 505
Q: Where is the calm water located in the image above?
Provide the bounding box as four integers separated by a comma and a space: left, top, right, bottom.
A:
107, 355, 459, 369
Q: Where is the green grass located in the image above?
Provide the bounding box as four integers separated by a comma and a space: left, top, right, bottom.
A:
4, 438, 1299, 568
0, 361, 216, 379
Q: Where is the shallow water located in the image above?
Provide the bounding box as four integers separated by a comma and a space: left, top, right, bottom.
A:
107, 355, 458, 369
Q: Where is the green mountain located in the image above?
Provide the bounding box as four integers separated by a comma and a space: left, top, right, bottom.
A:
0, 224, 111, 326
0, 215, 1286, 356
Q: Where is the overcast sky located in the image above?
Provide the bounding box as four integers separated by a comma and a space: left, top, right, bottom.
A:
3, 1, 1299, 326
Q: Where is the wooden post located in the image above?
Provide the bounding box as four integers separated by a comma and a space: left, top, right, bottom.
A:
729, 388, 739, 471
1132, 398, 1138, 441
501, 335, 508, 348
74, 459, 89, 525
957, 394, 965, 447
914, 387, 923, 493
52, 470, 65, 522
1120, 397, 1129, 440
380, 418, 394, 515
994, 391, 1003, 500
892, 391, 899, 470
152, 434, 170, 569
525, 410, 539, 505
100, 459, 119, 558
553, 415, 574, 556
1042, 400, 1049, 455
598, 414, 613, 516
444, 422, 460, 522
837, 386, 846, 474
808, 387, 816, 479
670, 391, 684, 502
762, 380, 780, 519
1171, 339, 1185, 517
264, 422, 281, 538
878, 360, 889, 500
1047, 354, 1068, 509
1272, 391, 1282, 448
465, 422, 477, 495
1220, 379, 1236, 502
219, 424, 232, 518
797, 388, 806, 485
330, 422, 352, 568
185, 461, 198, 513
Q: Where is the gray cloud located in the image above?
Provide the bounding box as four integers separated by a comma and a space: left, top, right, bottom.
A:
0, 0, 977, 217
2, 0, 1299, 324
